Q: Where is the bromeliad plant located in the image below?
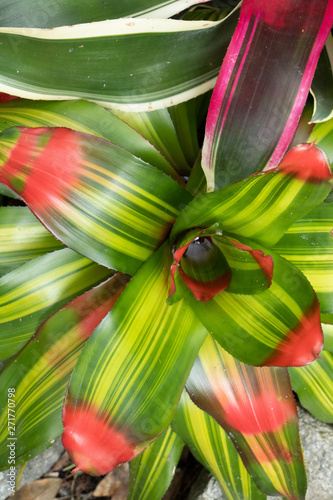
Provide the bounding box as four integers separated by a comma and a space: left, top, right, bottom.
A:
0, 1, 333, 499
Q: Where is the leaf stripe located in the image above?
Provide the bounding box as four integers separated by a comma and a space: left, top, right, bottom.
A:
0, 248, 112, 360
172, 391, 265, 500
0, 274, 127, 468
0, 127, 192, 274
289, 351, 333, 423
128, 427, 184, 500
171, 168, 331, 251
274, 203, 333, 314
66, 242, 207, 448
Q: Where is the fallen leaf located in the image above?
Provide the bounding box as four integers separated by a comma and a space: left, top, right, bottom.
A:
10, 478, 62, 500
93, 463, 129, 498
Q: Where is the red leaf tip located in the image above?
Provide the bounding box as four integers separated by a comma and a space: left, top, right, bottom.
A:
265, 298, 324, 367
62, 402, 136, 476
278, 143, 332, 182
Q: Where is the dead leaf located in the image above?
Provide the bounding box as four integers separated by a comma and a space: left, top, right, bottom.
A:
50, 451, 72, 472
93, 463, 129, 499
10, 478, 62, 500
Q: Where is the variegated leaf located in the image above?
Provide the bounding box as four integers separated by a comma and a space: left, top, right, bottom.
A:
0, 273, 128, 468
289, 350, 333, 423
0, 248, 112, 360
201, 0, 333, 190
62, 242, 207, 475
0, 127, 192, 274
128, 427, 184, 500
186, 336, 306, 499
274, 202, 333, 314
172, 391, 266, 500
0, 206, 64, 276
0, 15, 238, 111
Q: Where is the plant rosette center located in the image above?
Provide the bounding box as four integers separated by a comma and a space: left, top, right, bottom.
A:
169, 226, 274, 303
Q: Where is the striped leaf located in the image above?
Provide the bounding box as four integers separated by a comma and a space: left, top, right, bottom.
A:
171, 144, 332, 250
310, 35, 333, 122
128, 427, 184, 500
0, 99, 180, 181
273, 202, 333, 314
289, 350, 333, 424
0, 15, 238, 112
186, 336, 306, 499
0, 248, 112, 360
0, 273, 128, 469
201, 0, 333, 190
0, 0, 213, 27
0, 206, 64, 276
0, 127, 192, 274
172, 391, 266, 500
62, 242, 207, 475
185, 248, 323, 367
113, 108, 192, 176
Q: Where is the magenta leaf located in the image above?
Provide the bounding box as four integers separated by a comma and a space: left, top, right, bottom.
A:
202, 0, 333, 191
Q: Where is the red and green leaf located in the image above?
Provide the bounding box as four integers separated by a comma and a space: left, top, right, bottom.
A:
0, 127, 192, 274
0, 99, 181, 181
201, 0, 333, 190
0, 273, 128, 469
172, 144, 332, 249
172, 391, 266, 500
185, 248, 323, 367
128, 427, 184, 500
0, 248, 112, 360
0, 206, 64, 276
169, 229, 273, 303
62, 242, 207, 475
289, 350, 333, 424
185, 336, 306, 499
309, 115, 333, 163
274, 201, 333, 314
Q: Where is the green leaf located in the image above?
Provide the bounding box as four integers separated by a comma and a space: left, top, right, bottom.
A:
168, 97, 201, 168
171, 144, 332, 249
322, 319, 333, 351
128, 427, 184, 500
0, 247, 112, 360
62, 242, 207, 475
0, 0, 213, 27
113, 107, 191, 176
186, 336, 306, 499
273, 202, 333, 314
0, 99, 180, 181
185, 248, 323, 367
201, 0, 333, 190
289, 350, 333, 424
309, 116, 333, 164
0, 15, 238, 111
0, 183, 21, 199
311, 35, 333, 123
0, 206, 64, 276
172, 391, 266, 500
0, 273, 128, 469
0, 127, 192, 274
